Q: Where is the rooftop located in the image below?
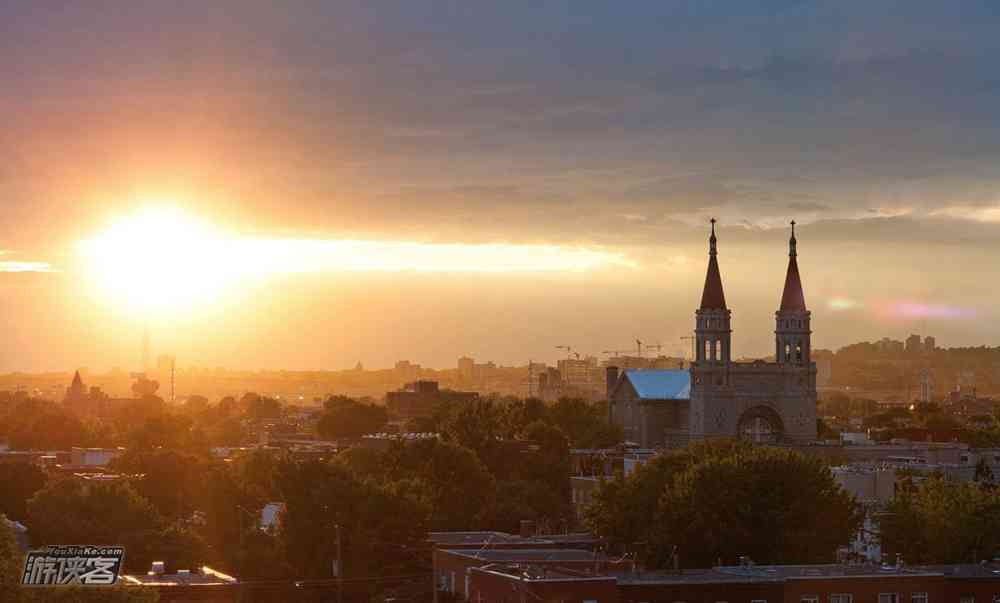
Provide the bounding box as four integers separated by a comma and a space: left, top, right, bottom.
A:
622, 369, 690, 400
121, 566, 238, 586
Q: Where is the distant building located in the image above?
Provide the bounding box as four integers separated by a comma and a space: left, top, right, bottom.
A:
875, 337, 905, 353
924, 336, 936, 352
456, 357, 498, 382
919, 368, 934, 403
906, 333, 923, 354
385, 381, 477, 423
394, 360, 422, 382
69, 447, 122, 468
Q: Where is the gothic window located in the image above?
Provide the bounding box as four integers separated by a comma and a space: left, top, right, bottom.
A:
784, 343, 791, 362
704, 340, 710, 361
795, 342, 803, 362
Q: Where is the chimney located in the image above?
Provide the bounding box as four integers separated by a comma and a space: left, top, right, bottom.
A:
606, 366, 619, 400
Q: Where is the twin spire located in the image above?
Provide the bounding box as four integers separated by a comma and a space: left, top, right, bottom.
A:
699, 218, 727, 310
698, 219, 806, 312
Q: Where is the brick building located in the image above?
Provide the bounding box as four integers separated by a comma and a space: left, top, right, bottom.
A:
455, 558, 1000, 603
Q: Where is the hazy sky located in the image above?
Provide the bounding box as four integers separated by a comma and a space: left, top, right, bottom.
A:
2, 2, 1000, 371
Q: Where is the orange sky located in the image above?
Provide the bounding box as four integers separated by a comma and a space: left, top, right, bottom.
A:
1, 3, 998, 371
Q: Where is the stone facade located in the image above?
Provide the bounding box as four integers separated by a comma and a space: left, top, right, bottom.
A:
688, 220, 817, 444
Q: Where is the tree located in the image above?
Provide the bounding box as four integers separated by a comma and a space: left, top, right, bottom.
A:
2, 399, 93, 450
584, 440, 861, 568
882, 475, 1000, 563
548, 398, 623, 448
110, 449, 208, 519
1, 519, 159, 601
0, 463, 46, 521
25, 479, 204, 573
316, 396, 388, 439
276, 460, 428, 579
242, 394, 282, 422
339, 439, 497, 531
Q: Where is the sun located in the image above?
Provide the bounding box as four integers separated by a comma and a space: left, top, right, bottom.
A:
78, 207, 238, 318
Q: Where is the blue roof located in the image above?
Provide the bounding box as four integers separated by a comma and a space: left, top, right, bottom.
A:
623, 369, 690, 400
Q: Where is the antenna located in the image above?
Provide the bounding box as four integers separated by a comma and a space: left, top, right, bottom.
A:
142, 324, 150, 373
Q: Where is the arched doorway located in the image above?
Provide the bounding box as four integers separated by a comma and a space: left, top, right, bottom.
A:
737, 405, 784, 443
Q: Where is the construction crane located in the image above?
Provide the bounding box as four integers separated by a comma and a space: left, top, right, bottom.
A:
680, 335, 696, 360
644, 342, 664, 355
555, 345, 573, 359
602, 349, 631, 357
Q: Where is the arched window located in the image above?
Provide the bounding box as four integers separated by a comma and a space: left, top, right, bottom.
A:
795, 342, 803, 362
704, 340, 711, 362
784, 343, 791, 362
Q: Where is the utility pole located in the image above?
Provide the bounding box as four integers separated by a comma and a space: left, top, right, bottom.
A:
335, 523, 343, 603
528, 360, 533, 398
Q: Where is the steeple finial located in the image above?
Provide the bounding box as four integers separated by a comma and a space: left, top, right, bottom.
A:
779, 220, 806, 312
788, 220, 797, 257
699, 219, 727, 310
709, 218, 718, 256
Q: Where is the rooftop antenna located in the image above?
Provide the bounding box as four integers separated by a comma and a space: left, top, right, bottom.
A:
142, 324, 150, 374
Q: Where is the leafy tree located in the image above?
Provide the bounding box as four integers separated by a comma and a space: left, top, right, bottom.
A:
440, 399, 507, 474
882, 475, 1000, 563
0, 463, 46, 521
494, 480, 568, 534
2, 399, 93, 450
1, 521, 160, 601
276, 460, 428, 579
548, 398, 623, 448
316, 396, 388, 439
25, 479, 204, 573
339, 439, 496, 530
584, 440, 861, 568
243, 394, 282, 422
110, 449, 208, 519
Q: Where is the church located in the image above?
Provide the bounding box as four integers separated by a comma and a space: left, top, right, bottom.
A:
608, 220, 818, 447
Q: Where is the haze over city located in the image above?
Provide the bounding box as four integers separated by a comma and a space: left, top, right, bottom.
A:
3, 2, 1000, 372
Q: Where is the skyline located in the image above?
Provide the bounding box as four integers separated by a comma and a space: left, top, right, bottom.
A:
2, 2, 1000, 370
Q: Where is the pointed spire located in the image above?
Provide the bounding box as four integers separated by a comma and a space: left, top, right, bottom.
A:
779, 220, 807, 312
699, 218, 727, 310
71, 370, 83, 388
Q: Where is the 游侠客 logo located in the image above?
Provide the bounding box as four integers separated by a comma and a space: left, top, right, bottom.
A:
21, 545, 125, 586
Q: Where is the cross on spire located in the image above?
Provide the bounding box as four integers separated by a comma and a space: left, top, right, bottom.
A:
779, 219, 806, 311
700, 218, 727, 309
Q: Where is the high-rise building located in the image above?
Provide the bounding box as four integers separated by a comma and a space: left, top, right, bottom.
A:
905, 334, 922, 354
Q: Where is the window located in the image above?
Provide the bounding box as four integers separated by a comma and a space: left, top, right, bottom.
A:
879, 595, 899, 603
831, 596, 853, 603
912, 594, 928, 603
959, 596, 974, 603
801, 597, 819, 603
751, 600, 768, 603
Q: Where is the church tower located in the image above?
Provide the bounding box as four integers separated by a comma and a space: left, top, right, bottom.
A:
695, 219, 731, 366
775, 221, 810, 364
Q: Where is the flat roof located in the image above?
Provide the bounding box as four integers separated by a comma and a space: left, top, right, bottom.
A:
443, 548, 605, 562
